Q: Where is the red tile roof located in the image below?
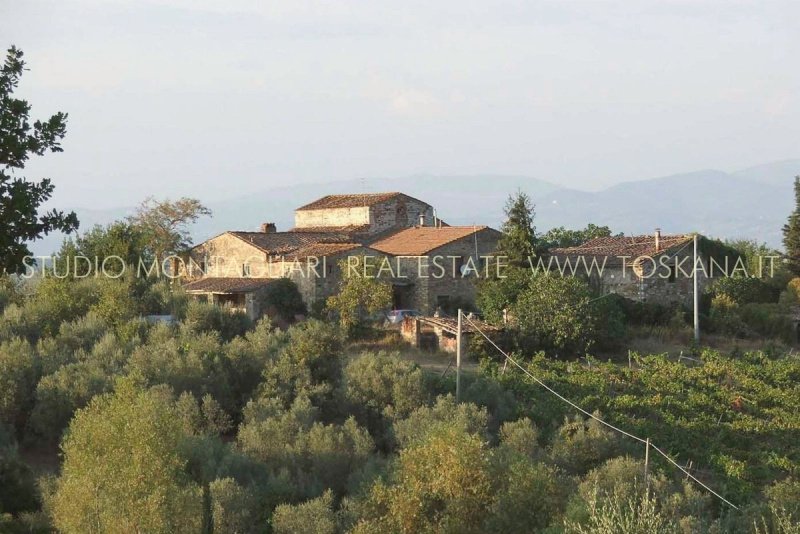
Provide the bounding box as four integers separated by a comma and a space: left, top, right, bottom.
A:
229, 231, 352, 255
183, 277, 276, 294
288, 224, 371, 234
551, 234, 693, 259
296, 192, 428, 211
288, 243, 363, 260
370, 226, 497, 256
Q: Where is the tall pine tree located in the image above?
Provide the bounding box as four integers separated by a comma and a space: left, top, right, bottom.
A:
497, 190, 537, 267
782, 176, 800, 276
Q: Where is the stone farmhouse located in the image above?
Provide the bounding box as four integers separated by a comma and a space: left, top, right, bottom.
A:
549, 230, 735, 306
182, 192, 501, 319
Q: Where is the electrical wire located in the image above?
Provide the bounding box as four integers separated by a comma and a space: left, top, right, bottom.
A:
462, 314, 740, 510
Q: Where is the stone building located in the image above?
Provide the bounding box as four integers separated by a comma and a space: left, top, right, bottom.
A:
549, 230, 729, 307
293, 192, 436, 238
182, 192, 500, 319
369, 225, 501, 313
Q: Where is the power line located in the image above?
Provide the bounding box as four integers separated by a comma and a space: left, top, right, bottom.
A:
462, 314, 740, 510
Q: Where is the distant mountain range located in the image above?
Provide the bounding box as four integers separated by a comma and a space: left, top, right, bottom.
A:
28, 159, 800, 256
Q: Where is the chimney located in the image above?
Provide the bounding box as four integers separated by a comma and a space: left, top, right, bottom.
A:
260, 222, 276, 233
654, 228, 661, 252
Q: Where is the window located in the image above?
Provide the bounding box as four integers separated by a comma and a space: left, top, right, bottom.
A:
242, 263, 251, 277
436, 295, 450, 308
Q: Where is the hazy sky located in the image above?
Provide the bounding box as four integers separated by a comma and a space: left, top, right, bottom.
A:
3, 0, 799, 209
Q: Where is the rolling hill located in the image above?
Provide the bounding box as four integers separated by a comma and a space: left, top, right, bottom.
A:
27, 159, 800, 256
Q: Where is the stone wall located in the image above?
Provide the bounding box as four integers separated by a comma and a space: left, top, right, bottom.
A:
390, 228, 501, 314
367, 196, 434, 234
186, 233, 278, 279
592, 251, 715, 307
294, 206, 371, 229
288, 246, 374, 310
293, 195, 433, 235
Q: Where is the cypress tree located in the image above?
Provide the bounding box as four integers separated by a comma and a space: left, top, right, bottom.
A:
497, 191, 537, 267
782, 176, 800, 276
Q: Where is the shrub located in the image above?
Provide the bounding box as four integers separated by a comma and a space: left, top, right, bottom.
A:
272, 490, 336, 534
393, 395, 489, 447
257, 320, 345, 416
590, 294, 627, 351
257, 278, 306, 323
475, 266, 531, 324
237, 396, 374, 499
183, 301, 251, 341
343, 351, 428, 446
564, 487, 681, 534
709, 276, 778, 306
739, 303, 796, 343
326, 256, 392, 333
512, 273, 595, 357
352, 424, 493, 534
209, 477, 262, 534
548, 413, 624, 476
28, 362, 112, 442
0, 338, 39, 432
51, 379, 204, 533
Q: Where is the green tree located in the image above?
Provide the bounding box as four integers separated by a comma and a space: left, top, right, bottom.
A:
0, 46, 79, 274
28, 361, 111, 443
782, 176, 800, 276
326, 256, 392, 332
540, 224, 617, 250
237, 395, 374, 499
127, 196, 211, 264
272, 490, 337, 534
351, 424, 493, 534
343, 351, 428, 446
497, 191, 537, 267
64, 221, 148, 275
0, 338, 38, 432
475, 265, 531, 324
512, 274, 596, 356
51, 379, 203, 533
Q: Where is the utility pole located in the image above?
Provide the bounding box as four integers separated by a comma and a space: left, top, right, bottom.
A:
456, 309, 462, 402
693, 234, 700, 344
644, 437, 651, 498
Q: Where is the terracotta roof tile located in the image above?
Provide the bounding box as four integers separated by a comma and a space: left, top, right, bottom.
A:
551, 234, 693, 259
370, 226, 497, 256
287, 243, 364, 260
183, 277, 276, 294
296, 192, 427, 210
229, 231, 352, 255
288, 224, 371, 234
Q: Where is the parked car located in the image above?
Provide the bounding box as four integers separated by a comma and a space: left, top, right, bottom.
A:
385, 309, 421, 325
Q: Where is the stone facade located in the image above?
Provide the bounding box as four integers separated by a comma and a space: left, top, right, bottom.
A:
294, 193, 434, 235
294, 206, 371, 230
374, 227, 502, 314
184, 192, 500, 320
588, 254, 714, 307
551, 233, 721, 308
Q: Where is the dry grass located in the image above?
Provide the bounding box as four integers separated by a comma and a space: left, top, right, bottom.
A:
620, 325, 792, 359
